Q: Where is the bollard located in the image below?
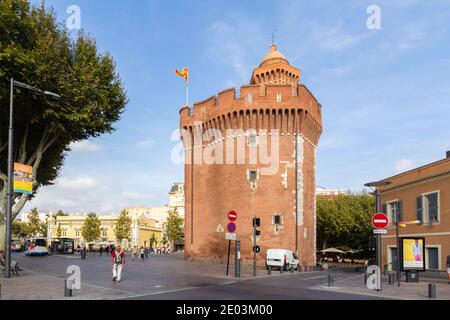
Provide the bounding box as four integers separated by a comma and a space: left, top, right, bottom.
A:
428, 283, 436, 299
388, 273, 393, 285
364, 273, 367, 285
290, 266, 294, 273
64, 279, 73, 297
268, 266, 272, 275
328, 274, 334, 287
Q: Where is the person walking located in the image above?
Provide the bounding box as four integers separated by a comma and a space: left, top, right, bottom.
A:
112, 246, 125, 282
447, 255, 450, 284
140, 246, 145, 261
99, 245, 103, 257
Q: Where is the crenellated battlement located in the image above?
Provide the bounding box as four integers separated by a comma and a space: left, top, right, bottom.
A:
180, 84, 322, 145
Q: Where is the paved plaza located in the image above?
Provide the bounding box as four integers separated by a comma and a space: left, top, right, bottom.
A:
1, 252, 448, 300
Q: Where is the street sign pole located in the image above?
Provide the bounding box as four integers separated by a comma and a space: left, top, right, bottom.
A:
396, 209, 401, 287
235, 240, 240, 278
226, 240, 231, 276
375, 189, 382, 291
253, 222, 256, 277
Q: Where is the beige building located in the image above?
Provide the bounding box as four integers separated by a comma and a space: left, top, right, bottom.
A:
48, 212, 162, 248
125, 182, 185, 228
372, 151, 450, 271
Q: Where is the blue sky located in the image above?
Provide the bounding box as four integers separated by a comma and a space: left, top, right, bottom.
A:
24, 0, 450, 214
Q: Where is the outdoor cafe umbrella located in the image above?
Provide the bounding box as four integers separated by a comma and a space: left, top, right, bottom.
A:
320, 247, 346, 254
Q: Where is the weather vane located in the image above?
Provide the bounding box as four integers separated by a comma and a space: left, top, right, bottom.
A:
271, 29, 278, 46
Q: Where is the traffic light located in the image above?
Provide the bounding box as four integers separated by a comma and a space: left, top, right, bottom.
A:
253, 217, 260, 227
253, 245, 260, 253
255, 230, 261, 236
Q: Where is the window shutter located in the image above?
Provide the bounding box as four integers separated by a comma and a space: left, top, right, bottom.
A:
416, 196, 423, 223
398, 201, 403, 222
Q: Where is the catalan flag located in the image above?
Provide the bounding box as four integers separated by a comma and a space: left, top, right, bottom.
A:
175, 67, 189, 85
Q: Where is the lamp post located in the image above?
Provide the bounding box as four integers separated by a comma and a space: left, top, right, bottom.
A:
4, 78, 60, 278
365, 179, 391, 290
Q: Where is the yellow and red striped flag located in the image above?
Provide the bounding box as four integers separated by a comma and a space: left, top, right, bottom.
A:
175, 67, 189, 85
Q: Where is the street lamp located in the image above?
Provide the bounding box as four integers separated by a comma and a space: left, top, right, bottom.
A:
4, 78, 61, 278
365, 180, 391, 290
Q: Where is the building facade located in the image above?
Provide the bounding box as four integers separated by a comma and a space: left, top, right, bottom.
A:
125, 182, 185, 229
48, 212, 162, 248
180, 45, 323, 266
376, 151, 450, 271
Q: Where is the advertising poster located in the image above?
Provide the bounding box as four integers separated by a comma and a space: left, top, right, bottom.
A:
401, 237, 425, 271
13, 162, 33, 195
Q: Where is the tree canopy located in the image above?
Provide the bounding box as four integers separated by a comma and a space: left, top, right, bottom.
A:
163, 208, 184, 250
0, 0, 127, 227
316, 193, 375, 252
114, 209, 132, 242
81, 213, 101, 243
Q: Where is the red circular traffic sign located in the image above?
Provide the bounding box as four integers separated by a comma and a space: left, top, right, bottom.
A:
372, 213, 389, 229
228, 210, 237, 221
227, 222, 236, 233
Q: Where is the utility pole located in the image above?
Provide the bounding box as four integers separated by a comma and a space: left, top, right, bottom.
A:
395, 208, 401, 287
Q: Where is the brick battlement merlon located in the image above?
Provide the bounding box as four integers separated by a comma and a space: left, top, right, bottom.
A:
179, 84, 322, 144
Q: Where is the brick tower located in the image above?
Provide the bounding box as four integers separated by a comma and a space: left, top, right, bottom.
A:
179, 45, 323, 266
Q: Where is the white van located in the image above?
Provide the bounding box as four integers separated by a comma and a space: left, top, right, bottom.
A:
266, 249, 299, 273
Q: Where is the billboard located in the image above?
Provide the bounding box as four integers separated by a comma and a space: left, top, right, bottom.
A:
13, 162, 33, 195
400, 237, 425, 271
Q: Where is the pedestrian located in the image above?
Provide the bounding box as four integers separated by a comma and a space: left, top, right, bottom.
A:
99, 245, 103, 257
144, 247, 148, 259
112, 245, 125, 282
447, 255, 450, 284
140, 246, 145, 260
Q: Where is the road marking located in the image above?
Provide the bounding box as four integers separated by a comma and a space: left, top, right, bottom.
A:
118, 286, 201, 299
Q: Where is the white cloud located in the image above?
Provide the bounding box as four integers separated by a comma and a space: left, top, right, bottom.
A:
310, 23, 369, 50
135, 138, 154, 149
69, 140, 99, 153
394, 159, 415, 173
56, 176, 96, 190
121, 191, 151, 201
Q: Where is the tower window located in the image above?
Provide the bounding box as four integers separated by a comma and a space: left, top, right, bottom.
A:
249, 170, 257, 183
274, 214, 281, 225
276, 92, 282, 102
247, 169, 260, 189
248, 131, 258, 146
247, 93, 253, 105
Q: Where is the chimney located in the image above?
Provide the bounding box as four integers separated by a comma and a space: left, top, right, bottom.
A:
447, 150, 450, 159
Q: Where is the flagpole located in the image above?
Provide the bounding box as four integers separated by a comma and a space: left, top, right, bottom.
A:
186, 82, 189, 107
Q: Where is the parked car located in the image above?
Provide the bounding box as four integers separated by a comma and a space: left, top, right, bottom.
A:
266, 249, 299, 273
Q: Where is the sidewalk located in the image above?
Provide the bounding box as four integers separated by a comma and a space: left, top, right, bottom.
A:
312, 273, 450, 300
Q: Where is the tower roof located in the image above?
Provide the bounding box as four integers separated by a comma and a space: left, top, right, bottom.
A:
250, 44, 300, 86
260, 44, 289, 67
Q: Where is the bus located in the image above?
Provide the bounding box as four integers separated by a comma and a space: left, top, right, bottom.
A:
10, 239, 24, 252
25, 237, 49, 256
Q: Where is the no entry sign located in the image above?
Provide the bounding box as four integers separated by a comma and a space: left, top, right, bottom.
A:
228, 210, 237, 221
372, 213, 389, 229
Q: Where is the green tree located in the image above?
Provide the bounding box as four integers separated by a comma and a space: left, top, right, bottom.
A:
316, 193, 375, 252
0, 0, 127, 250
27, 208, 43, 236
114, 209, 132, 243
81, 213, 101, 243
56, 223, 62, 238
149, 233, 157, 249
12, 220, 32, 238
162, 208, 184, 251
